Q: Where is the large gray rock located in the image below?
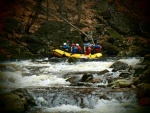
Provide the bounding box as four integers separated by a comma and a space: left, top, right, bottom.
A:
109, 61, 130, 72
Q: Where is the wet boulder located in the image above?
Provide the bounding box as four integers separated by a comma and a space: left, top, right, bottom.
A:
130, 64, 147, 77
119, 81, 132, 88
0, 93, 24, 113
97, 69, 109, 75
80, 73, 93, 82
104, 72, 118, 83
109, 61, 130, 72
11, 88, 36, 111
67, 57, 78, 63
99, 94, 109, 100
119, 70, 131, 78
76, 82, 92, 86
66, 76, 81, 86
108, 79, 132, 88
90, 78, 102, 83
0, 89, 36, 113
106, 76, 114, 83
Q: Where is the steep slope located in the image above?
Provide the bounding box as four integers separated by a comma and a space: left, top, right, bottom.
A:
0, 0, 150, 60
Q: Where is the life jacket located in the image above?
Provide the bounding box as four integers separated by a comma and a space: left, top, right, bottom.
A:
92, 44, 101, 53
62, 45, 70, 52
85, 47, 91, 55
71, 46, 77, 54
76, 46, 83, 53
76, 46, 82, 50
62, 45, 70, 49
94, 44, 100, 49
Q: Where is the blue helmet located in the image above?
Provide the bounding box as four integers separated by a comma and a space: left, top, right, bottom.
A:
85, 43, 89, 47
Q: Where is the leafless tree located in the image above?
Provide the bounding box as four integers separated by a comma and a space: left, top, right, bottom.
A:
25, 0, 43, 33
76, 0, 82, 27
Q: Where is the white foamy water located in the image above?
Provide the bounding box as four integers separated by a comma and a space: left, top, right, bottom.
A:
1, 57, 148, 113
42, 99, 140, 113
119, 57, 143, 66
0, 57, 142, 88
0, 59, 115, 88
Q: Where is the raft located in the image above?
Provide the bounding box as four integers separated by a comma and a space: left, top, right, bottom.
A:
53, 49, 102, 59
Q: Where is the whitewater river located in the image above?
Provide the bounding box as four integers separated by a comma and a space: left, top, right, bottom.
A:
0, 57, 149, 113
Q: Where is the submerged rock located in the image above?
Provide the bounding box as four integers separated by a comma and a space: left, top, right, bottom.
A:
67, 57, 78, 63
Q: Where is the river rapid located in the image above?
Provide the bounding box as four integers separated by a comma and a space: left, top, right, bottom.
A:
0, 57, 149, 113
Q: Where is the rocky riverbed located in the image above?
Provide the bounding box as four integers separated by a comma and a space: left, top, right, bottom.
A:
0, 57, 150, 113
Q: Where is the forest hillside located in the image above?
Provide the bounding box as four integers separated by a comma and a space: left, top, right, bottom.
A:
0, 0, 150, 60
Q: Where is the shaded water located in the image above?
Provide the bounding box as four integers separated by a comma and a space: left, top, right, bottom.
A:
0, 57, 149, 113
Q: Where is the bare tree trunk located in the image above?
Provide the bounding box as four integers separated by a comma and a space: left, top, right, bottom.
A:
25, 0, 43, 33
76, 0, 82, 27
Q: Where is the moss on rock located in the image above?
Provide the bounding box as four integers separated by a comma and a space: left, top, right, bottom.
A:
0, 93, 24, 113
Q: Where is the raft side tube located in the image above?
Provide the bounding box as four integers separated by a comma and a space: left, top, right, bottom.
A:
53, 49, 102, 59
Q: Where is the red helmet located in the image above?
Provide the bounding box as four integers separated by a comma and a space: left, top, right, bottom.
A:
72, 43, 75, 46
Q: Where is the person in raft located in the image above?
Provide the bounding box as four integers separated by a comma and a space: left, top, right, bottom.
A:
76, 43, 83, 54
84, 43, 91, 55
71, 43, 77, 54
91, 43, 102, 54
61, 42, 70, 52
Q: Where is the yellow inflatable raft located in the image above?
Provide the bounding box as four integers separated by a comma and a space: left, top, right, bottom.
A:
53, 49, 102, 59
